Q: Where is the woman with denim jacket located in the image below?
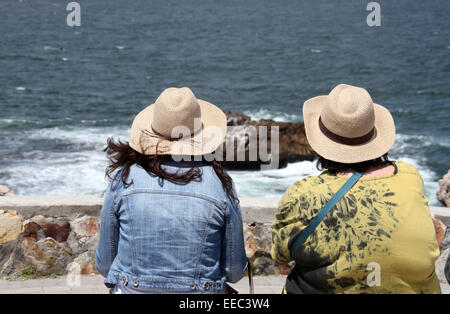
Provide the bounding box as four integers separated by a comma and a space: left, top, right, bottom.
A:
96, 87, 247, 293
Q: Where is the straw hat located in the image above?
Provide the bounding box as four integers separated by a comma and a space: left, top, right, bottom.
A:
129, 87, 227, 156
303, 84, 395, 163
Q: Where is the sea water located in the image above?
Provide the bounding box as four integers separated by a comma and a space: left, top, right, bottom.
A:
0, 0, 449, 205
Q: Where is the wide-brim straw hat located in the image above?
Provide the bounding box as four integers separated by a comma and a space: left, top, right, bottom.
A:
129, 87, 227, 156
303, 84, 395, 163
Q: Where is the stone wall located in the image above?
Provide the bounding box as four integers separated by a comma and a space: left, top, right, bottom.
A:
0, 196, 287, 279
1, 196, 449, 284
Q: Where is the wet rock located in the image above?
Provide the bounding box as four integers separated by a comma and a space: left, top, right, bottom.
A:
0, 210, 22, 244
437, 170, 450, 207
222, 111, 315, 170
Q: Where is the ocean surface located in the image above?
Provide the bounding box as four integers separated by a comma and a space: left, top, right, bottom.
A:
0, 0, 449, 205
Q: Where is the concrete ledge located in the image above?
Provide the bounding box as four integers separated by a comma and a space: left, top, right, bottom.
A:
0, 195, 103, 220
431, 206, 450, 226
239, 197, 278, 223
1, 195, 448, 223
0, 195, 280, 222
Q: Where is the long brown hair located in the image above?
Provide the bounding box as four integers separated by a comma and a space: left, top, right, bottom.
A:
104, 138, 237, 200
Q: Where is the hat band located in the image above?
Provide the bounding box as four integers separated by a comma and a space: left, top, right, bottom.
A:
149, 123, 204, 141
318, 117, 375, 146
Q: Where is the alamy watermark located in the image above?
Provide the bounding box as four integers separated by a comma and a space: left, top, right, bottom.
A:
366, 2, 381, 27
140, 118, 280, 170
66, 2, 381, 28
66, 2, 81, 27
366, 262, 381, 287
66, 262, 81, 286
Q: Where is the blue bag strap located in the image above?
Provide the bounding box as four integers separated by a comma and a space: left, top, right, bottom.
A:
290, 171, 363, 259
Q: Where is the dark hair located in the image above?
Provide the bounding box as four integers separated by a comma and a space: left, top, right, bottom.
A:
104, 137, 237, 200
316, 153, 392, 174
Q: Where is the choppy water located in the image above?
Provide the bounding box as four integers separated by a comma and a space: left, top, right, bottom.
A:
0, 0, 449, 205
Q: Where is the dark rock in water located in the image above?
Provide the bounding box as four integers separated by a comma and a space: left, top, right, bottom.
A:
221, 110, 316, 170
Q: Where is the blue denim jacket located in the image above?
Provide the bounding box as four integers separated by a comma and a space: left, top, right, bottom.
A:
96, 161, 247, 293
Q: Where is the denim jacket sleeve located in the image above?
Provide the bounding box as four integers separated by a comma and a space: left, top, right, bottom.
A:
222, 193, 248, 283
95, 177, 121, 278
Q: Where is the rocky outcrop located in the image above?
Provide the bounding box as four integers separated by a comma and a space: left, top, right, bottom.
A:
437, 170, 450, 207
0, 185, 14, 197
222, 111, 315, 170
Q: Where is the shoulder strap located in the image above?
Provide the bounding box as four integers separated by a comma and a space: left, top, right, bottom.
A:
290, 171, 363, 259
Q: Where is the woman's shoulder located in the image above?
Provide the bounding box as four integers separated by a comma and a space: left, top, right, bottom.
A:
394, 161, 421, 176
279, 173, 335, 206
288, 172, 337, 191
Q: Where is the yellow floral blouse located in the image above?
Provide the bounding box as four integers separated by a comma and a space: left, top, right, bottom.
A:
271, 161, 441, 294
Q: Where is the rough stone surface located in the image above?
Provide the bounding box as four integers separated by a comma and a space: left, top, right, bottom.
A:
437, 170, 450, 207
71, 216, 99, 238
20, 237, 72, 275
243, 223, 291, 275
0, 210, 22, 244
441, 228, 450, 252
67, 216, 99, 255
72, 250, 98, 275
436, 248, 450, 284
0, 185, 14, 197
433, 218, 446, 248
40, 220, 71, 242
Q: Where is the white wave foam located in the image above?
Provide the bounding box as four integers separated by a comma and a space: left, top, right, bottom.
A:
1, 150, 108, 195
230, 160, 320, 198
15, 87, 26, 91
1, 126, 442, 206
243, 108, 300, 122
25, 125, 129, 148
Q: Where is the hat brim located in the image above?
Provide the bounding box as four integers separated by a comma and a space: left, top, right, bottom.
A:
303, 95, 396, 163
129, 99, 227, 156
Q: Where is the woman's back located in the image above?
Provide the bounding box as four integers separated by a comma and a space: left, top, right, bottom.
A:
271, 161, 441, 293
97, 163, 247, 293
96, 87, 247, 293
